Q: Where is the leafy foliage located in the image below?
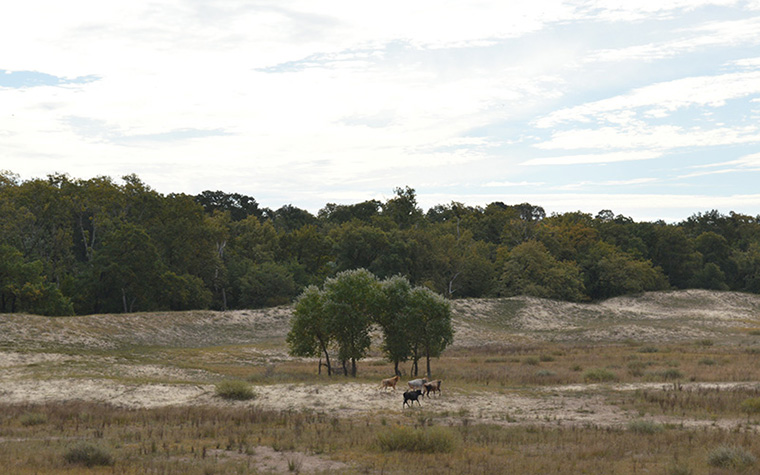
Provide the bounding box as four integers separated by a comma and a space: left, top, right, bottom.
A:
3, 172, 760, 316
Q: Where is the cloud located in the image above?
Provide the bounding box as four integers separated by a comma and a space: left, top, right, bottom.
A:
535, 70, 760, 128
483, 181, 547, 187
521, 150, 663, 165
587, 15, 760, 62
538, 124, 760, 153
554, 178, 659, 190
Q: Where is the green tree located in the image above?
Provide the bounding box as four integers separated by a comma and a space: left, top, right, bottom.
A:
377, 276, 413, 376
323, 269, 381, 377
499, 240, 587, 302
159, 271, 212, 310
406, 286, 454, 378
382, 186, 423, 229
651, 226, 702, 288
0, 245, 73, 315
287, 285, 333, 375
581, 242, 668, 299
94, 224, 165, 313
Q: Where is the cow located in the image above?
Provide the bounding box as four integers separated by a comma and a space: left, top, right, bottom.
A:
407, 378, 428, 391
379, 375, 400, 391
423, 379, 442, 397
403, 389, 423, 407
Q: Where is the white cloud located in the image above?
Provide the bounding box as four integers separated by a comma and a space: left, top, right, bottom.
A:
588, 15, 760, 62
483, 181, 547, 187
521, 150, 662, 165
536, 71, 760, 128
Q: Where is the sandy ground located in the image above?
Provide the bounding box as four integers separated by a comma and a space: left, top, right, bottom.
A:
2, 290, 760, 471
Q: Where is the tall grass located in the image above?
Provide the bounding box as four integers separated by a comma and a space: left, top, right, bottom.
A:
376, 426, 458, 453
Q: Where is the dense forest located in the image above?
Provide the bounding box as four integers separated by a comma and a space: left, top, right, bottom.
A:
2, 171, 760, 316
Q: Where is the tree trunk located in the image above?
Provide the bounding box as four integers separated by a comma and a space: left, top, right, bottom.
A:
351, 358, 357, 377
321, 345, 332, 376
342, 360, 348, 376
394, 361, 401, 377
426, 351, 432, 379
122, 288, 129, 313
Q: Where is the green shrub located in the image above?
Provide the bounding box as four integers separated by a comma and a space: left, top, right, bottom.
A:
707, 445, 756, 469
535, 369, 556, 377
63, 443, 114, 467
215, 380, 256, 401
20, 412, 47, 426
539, 354, 555, 362
638, 346, 659, 353
627, 419, 663, 434
376, 426, 457, 453
583, 368, 617, 383
523, 357, 539, 366
660, 369, 683, 381
740, 397, 760, 416
627, 361, 646, 377
697, 358, 716, 366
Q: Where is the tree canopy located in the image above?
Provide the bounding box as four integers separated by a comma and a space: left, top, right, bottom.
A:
3, 171, 760, 316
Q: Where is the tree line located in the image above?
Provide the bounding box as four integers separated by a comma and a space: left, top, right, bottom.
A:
2, 171, 760, 316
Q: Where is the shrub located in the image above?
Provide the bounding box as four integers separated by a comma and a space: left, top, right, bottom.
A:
740, 397, 760, 416
20, 412, 47, 426
523, 357, 539, 366
627, 419, 663, 434
535, 369, 556, 377
215, 380, 256, 401
698, 358, 716, 366
638, 346, 659, 353
707, 445, 756, 469
63, 443, 114, 467
376, 426, 457, 453
583, 368, 617, 383
660, 369, 683, 381
627, 361, 646, 377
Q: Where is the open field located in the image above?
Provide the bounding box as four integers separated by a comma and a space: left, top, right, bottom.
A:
2, 289, 760, 473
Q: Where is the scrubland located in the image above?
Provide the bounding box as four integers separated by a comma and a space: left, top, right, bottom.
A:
2, 289, 760, 473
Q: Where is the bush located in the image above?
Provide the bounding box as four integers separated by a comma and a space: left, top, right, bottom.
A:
215, 380, 256, 401
660, 369, 683, 381
740, 397, 760, 416
63, 443, 114, 467
376, 426, 457, 453
20, 412, 47, 426
583, 368, 617, 383
627, 419, 663, 434
707, 445, 756, 469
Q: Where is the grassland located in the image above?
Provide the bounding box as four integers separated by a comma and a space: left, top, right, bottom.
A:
2, 289, 760, 473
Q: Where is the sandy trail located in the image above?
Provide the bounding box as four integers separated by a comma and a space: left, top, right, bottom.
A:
0, 370, 753, 431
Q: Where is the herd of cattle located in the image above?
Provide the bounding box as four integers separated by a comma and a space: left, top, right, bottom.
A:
379, 375, 443, 407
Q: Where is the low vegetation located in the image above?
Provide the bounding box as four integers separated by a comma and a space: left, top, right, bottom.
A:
2, 290, 760, 473
214, 379, 256, 400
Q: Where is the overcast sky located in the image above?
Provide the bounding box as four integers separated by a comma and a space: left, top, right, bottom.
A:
2, 1, 760, 222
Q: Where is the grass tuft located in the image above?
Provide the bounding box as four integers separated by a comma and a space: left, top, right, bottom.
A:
707, 445, 756, 469
63, 443, 114, 467
215, 380, 256, 400
627, 419, 663, 434
376, 426, 458, 453
583, 368, 617, 383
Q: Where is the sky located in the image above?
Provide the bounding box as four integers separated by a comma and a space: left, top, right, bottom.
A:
2, 1, 760, 223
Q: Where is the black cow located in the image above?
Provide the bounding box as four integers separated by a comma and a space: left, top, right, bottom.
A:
403, 389, 423, 407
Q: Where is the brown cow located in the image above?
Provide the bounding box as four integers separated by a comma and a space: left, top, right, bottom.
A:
423, 379, 442, 397
379, 375, 400, 391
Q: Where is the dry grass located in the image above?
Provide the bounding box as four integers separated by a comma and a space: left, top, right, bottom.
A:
2, 290, 760, 473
